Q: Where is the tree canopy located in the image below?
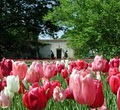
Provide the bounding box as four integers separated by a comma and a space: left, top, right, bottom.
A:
44, 0, 120, 59
0, 0, 60, 59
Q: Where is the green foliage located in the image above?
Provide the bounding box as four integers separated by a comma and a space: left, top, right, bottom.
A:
0, 0, 60, 59
44, 0, 120, 59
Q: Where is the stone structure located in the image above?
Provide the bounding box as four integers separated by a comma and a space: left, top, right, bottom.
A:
39, 39, 74, 59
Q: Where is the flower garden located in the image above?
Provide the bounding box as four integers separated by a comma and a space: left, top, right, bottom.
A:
0, 55, 120, 110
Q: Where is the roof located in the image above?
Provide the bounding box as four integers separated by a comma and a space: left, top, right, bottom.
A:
38, 39, 67, 42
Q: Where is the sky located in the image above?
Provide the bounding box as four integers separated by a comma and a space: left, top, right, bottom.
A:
39, 30, 64, 39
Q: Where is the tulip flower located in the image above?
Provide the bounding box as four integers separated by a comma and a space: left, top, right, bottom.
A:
43, 80, 60, 100
108, 67, 119, 76
6, 75, 20, 93
109, 57, 119, 68
25, 61, 43, 83
43, 62, 57, 79
69, 69, 96, 105
64, 87, 74, 99
92, 55, 104, 72
117, 87, 120, 110
0, 90, 11, 108
102, 59, 109, 73
0, 58, 12, 77
61, 68, 69, 79
90, 80, 104, 108
53, 86, 65, 102
22, 86, 48, 110
75, 60, 88, 70
12, 61, 28, 81
109, 75, 120, 95
4, 87, 14, 99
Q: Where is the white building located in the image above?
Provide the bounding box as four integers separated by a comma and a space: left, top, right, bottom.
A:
39, 39, 74, 59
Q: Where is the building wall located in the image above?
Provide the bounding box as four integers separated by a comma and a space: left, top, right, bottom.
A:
39, 39, 74, 59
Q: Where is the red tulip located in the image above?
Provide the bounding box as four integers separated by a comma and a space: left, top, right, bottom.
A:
109, 75, 120, 95
0, 58, 12, 77
90, 80, 104, 108
102, 59, 109, 73
22, 86, 48, 110
43, 80, 60, 100
61, 68, 69, 79
108, 67, 119, 76
117, 87, 120, 110
109, 58, 119, 68
75, 60, 88, 70
64, 87, 74, 99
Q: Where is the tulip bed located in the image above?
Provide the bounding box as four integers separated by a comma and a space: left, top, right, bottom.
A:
0, 56, 120, 110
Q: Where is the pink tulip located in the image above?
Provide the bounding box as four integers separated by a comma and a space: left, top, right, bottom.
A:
53, 86, 65, 102
12, 61, 28, 81
43, 62, 57, 79
0, 90, 11, 108
25, 61, 43, 83
69, 69, 96, 105
0, 58, 12, 76
92, 55, 104, 72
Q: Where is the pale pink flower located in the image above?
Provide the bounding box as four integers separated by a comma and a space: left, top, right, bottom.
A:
53, 86, 65, 102
12, 61, 28, 80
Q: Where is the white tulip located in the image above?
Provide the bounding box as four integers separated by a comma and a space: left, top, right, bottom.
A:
6, 75, 20, 93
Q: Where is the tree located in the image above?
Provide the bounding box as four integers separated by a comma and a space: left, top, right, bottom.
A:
0, 0, 60, 59
44, 0, 120, 59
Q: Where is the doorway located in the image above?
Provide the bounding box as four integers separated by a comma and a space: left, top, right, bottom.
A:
56, 48, 62, 59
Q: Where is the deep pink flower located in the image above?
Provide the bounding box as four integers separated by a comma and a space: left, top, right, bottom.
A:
108, 67, 119, 76
90, 80, 104, 108
0, 58, 12, 77
61, 68, 69, 79
43, 80, 60, 100
117, 87, 120, 110
102, 59, 109, 73
64, 87, 74, 99
109, 75, 120, 95
109, 58, 119, 68
22, 86, 48, 110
